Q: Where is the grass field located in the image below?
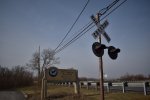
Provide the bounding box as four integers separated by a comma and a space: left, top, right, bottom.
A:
18, 85, 150, 100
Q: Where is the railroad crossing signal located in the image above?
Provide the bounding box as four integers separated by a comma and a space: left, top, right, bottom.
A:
90, 13, 121, 100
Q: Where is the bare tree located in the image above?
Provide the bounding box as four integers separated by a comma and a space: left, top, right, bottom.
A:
42, 48, 60, 67
27, 48, 60, 80
27, 51, 40, 80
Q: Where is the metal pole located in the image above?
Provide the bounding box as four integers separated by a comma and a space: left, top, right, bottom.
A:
97, 13, 104, 100
99, 36, 104, 100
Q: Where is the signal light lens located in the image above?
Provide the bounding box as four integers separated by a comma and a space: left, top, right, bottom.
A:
92, 42, 106, 57
108, 46, 120, 60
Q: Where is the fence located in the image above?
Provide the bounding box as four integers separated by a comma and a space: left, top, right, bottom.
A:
52, 81, 150, 95
79, 81, 150, 95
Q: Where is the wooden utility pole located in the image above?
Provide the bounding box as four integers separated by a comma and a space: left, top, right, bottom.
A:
99, 36, 104, 100
96, 13, 104, 100
38, 46, 41, 85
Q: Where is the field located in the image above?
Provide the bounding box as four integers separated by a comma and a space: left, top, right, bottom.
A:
18, 85, 150, 100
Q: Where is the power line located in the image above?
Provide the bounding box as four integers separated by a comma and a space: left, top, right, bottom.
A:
58, 21, 93, 48
100, 0, 127, 21
55, 22, 94, 54
98, 0, 119, 16
55, 0, 127, 54
54, 0, 90, 52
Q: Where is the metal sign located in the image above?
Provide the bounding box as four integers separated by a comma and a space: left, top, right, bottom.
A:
97, 20, 109, 32
91, 15, 111, 43
101, 31, 111, 43
46, 67, 78, 82
91, 15, 99, 25
92, 30, 99, 39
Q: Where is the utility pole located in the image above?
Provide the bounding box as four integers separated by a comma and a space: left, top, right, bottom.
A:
38, 46, 41, 86
91, 2, 125, 99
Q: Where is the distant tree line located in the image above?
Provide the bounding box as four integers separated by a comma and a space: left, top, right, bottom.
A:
79, 73, 150, 82
0, 48, 59, 90
79, 77, 99, 81
119, 73, 150, 81
0, 65, 33, 90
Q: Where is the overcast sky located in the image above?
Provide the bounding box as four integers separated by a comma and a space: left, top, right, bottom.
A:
0, 0, 150, 78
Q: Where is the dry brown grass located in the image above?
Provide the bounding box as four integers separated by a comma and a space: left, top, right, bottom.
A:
19, 85, 150, 100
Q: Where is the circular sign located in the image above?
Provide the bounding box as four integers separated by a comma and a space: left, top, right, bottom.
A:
49, 67, 58, 77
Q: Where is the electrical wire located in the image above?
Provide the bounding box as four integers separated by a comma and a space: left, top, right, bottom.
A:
59, 0, 119, 43
98, 0, 119, 16
55, 0, 127, 54
54, 0, 90, 52
58, 21, 93, 48
55, 22, 94, 54
100, 0, 127, 21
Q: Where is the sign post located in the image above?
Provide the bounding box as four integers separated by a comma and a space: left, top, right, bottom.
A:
99, 36, 104, 100
41, 65, 47, 100
97, 14, 104, 100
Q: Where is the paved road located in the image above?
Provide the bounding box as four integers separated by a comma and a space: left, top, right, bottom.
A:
0, 91, 25, 100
